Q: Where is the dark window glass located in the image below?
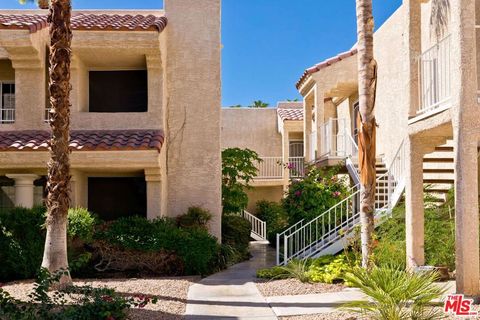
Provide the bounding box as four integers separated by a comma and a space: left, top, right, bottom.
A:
88, 177, 147, 220
89, 70, 148, 113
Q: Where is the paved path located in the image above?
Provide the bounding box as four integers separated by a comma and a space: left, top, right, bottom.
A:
185, 241, 278, 320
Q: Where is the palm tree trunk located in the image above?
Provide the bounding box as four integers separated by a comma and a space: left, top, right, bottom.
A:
356, 0, 377, 269
41, 0, 73, 286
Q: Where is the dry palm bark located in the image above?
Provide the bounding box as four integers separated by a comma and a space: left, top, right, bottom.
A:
41, 0, 73, 286
355, 0, 377, 269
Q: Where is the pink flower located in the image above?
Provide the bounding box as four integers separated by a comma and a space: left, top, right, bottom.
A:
287, 163, 295, 169
332, 191, 341, 198
101, 295, 113, 302
295, 190, 302, 197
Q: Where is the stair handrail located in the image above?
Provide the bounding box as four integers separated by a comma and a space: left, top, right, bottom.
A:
275, 219, 305, 265
277, 140, 406, 265
242, 210, 267, 241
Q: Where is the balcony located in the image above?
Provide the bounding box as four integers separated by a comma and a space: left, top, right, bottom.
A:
319, 118, 358, 159
416, 35, 451, 118
254, 156, 305, 180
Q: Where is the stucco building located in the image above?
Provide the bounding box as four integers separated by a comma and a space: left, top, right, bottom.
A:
0, 0, 222, 238
221, 102, 304, 212
295, 0, 480, 297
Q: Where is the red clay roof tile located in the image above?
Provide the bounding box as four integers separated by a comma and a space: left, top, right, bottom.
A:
0, 13, 167, 34
277, 108, 304, 122
0, 130, 164, 152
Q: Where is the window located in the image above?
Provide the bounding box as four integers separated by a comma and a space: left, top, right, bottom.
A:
89, 70, 148, 113
87, 177, 147, 221
0, 82, 15, 124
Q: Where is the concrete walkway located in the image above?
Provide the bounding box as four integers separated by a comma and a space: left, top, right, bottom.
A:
185, 241, 456, 319
185, 241, 278, 320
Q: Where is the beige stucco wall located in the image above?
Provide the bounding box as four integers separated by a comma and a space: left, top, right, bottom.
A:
245, 186, 284, 213
221, 108, 283, 156
164, 0, 222, 239
374, 6, 410, 165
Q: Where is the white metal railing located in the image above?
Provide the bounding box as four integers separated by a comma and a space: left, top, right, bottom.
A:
320, 118, 358, 159
0, 108, 15, 124
255, 157, 284, 179
242, 210, 267, 241
288, 156, 305, 178
418, 35, 451, 115
277, 141, 406, 265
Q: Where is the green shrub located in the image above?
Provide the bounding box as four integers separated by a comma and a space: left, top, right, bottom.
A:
221, 214, 251, 264
309, 254, 351, 284
282, 165, 350, 224
177, 206, 212, 230
68, 207, 97, 243
256, 266, 292, 280
96, 215, 221, 276
342, 267, 446, 320
280, 259, 311, 283
255, 200, 289, 245
374, 200, 455, 270
0, 206, 46, 281
0, 269, 156, 320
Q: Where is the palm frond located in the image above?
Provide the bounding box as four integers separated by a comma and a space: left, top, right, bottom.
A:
430, 0, 450, 41
341, 266, 447, 320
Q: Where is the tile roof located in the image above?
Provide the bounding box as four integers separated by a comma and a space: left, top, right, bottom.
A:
296, 48, 358, 90
277, 108, 304, 122
0, 130, 164, 152
0, 13, 167, 34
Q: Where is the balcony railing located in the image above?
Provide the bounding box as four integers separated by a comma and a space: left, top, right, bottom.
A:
288, 156, 305, 178
255, 157, 284, 179
0, 108, 15, 124
255, 156, 305, 180
319, 118, 358, 158
418, 35, 451, 115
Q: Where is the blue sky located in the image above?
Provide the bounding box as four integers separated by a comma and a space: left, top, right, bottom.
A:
1, 0, 402, 107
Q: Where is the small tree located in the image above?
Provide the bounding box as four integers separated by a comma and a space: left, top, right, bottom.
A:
221, 148, 261, 214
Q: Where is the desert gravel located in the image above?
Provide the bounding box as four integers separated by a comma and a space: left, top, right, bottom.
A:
256, 278, 345, 297
1, 277, 199, 320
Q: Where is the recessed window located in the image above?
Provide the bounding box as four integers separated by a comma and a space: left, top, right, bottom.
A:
88, 177, 147, 221
89, 70, 148, 113
0, 82, 15, 124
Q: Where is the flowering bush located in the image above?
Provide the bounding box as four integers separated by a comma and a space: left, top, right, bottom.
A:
282, 164, 350, 224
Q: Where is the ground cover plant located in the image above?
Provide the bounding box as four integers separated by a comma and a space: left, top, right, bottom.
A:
0, 269, 155, 320
374, 191, 455, 270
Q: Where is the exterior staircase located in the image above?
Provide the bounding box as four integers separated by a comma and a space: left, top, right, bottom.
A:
276, 140, 407, 265
423, 139, 455, 203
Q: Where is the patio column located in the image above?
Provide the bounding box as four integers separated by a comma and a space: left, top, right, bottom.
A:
403, 0, 421, 116
282, 129, 290, 191
145, 168, 162, 220
315, 87, 325, 157
304, 97, 313, 162
405, 137, 425, 268
450, 0, 480, 297
6, 174, 39, 208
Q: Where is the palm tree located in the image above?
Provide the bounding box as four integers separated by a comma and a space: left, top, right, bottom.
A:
21, 0, 73, 286
249, 100, 269, 108
355, 0, 377, 269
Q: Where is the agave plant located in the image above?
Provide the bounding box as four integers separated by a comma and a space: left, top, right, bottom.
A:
342, 267, 447, 320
